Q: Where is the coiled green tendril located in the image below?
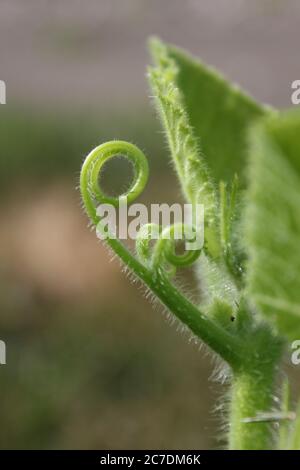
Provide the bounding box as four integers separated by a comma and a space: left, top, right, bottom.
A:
80, 140, 243, 366
80, 140, 201, 275
136, 222, 201, 276
80, 140, 149, 212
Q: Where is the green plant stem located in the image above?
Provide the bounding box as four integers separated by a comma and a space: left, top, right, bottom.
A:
104, 233, 243, 367
228, 333, 284, 450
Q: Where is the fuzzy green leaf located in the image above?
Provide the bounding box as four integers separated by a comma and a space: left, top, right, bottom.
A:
148, 38, 217, 229
151, 39, 267, 184
245, 110, 300, 340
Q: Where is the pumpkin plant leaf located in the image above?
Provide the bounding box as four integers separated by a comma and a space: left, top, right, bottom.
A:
150, 38, 268, 186
245, 110, 300, 340
148, 37, 218, 250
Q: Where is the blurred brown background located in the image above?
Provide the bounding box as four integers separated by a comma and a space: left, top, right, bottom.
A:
0, 0, 299, 449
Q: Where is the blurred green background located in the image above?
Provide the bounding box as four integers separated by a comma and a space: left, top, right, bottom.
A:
0, 0, 299, 449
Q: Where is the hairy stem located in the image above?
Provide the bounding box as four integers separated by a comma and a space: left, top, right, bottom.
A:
228, 330, 284, 450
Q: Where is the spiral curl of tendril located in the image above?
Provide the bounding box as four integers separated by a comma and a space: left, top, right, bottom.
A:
81, 140, 149, 218
136, 223, 201, 276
